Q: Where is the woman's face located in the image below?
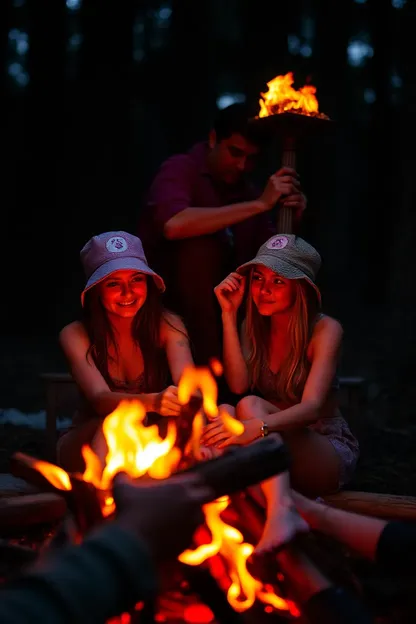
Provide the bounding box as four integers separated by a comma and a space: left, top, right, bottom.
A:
250, 265, 296, 316
98, 270, 148, 318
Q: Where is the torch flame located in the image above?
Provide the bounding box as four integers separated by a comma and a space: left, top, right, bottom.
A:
258, 72, 328, 119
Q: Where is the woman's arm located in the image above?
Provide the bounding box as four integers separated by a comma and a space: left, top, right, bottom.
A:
59, 322, 159, 417
161, 313, 195, 384
214, 273, 250, 394
265, 317, 343, 432
221, 312, 250, 394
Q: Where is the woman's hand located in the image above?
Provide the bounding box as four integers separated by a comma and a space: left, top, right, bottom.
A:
154, 385, 182, 416
214, 272, 246, 314
201, 416, 263, 449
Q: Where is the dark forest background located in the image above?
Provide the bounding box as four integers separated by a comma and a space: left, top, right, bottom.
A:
2, 0, 416, 438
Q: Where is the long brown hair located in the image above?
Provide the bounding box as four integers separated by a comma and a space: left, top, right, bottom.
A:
244, 270, 320, 403
83, 277, 171, 392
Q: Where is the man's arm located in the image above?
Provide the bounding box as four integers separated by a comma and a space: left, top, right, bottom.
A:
148, 156, 298, 240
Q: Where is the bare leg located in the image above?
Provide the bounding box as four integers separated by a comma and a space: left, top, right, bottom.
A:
225, 399, 308, 551
255, 472, 309, 553
236, 396, 340, 552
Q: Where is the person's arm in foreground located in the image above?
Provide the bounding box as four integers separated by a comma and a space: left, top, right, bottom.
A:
0, 473, 213, 624
276, 545, 372, 624
293, 490, 416, 574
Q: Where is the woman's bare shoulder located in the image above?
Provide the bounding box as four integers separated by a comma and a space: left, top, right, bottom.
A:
160, 311, 189, 338
59, 321, 90, 349
312, 314, 343, 345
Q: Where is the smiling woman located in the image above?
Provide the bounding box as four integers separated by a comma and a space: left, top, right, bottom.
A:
56, 231, 195, 473
204, 234, 360, 555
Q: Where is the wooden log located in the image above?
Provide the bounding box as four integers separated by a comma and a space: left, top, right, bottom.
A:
323, 490, 416, 521
0, 493, 67, 531
10, 452, 70, 494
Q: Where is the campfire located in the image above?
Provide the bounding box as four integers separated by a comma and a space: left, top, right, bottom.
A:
258, 72, 329, 120
10, 364, 298, 622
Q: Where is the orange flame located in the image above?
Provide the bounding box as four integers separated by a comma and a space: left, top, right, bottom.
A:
179, 496, 294, 614
178, 365, 244, 436
258, 72, 328, 119
82, 400, 181, 495
31, 458, 72, 491
33, 364, 295, 616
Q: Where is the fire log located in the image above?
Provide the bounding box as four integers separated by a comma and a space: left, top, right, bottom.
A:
10, 452, 65, 494
323, 490, 416, 521
0, 493, 67, 532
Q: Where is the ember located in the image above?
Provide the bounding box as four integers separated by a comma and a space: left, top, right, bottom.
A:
258, 72, 329, 120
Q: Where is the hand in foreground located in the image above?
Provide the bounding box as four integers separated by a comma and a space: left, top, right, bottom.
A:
113, 472, 214, 561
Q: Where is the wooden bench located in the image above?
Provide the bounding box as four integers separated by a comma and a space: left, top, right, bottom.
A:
39, 373, 80, 461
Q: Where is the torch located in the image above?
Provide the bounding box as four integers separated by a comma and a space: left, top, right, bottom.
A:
250, 72, 333, 234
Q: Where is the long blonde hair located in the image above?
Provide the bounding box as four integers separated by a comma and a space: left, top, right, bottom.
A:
244, 270, 320, 403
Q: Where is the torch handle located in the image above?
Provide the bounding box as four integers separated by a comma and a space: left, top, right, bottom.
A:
277, 136, 296, 234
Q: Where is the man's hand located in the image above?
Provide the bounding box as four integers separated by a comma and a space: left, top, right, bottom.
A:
281, 191, 307, 222
113, 473, 214, 561
258, 167, 301, 211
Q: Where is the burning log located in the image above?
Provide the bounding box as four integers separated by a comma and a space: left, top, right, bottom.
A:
0, 493, 67, 533
250, 72, 334, 234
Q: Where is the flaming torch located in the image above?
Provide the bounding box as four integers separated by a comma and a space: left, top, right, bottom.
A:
251, 72, 333, 234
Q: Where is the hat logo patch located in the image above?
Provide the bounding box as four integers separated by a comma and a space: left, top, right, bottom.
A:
106, 236, 128, 253
266, 235, 288, 250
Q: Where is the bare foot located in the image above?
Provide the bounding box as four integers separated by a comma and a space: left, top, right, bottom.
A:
197, 445, 222, 462
254, 504, 310, 554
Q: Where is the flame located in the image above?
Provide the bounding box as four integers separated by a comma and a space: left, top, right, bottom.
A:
82, 399, 181, 494
178, 366, 293, 615
209, 357, 224, 377
31, 458, 72, 491
178, 365, 244, 436
258, 72, 328, 119
180, 496, 295, 614
33, 364, 295, 617
178, 365, 219, 420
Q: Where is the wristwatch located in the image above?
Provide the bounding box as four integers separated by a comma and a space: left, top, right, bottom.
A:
260, 421, 269, 437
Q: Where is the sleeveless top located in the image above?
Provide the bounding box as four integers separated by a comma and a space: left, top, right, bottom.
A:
254, 313, 340, 401
250, 313, 359, 486
73, 372, 148, 426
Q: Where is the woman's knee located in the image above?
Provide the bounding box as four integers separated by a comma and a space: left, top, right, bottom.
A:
57, 418, 101, 473
219, 403, 235, 417
285, 432, 341, 496
236, 395, 263, 420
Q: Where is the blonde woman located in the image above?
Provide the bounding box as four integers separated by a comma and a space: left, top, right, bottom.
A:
202, 234, 359, 551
